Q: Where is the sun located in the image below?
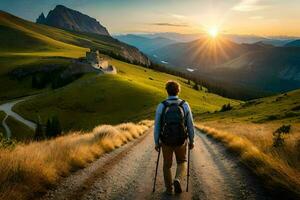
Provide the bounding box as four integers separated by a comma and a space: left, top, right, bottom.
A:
208, 26, 219, 38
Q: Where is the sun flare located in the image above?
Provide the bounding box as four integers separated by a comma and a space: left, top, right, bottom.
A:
208, 26, 219, 38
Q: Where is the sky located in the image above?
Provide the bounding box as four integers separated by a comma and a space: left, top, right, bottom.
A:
1, 0, 300, 36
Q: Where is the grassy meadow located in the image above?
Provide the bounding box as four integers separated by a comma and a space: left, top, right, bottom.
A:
0, 120, 152, 200
199, 89, 300, 123
14, 59, 237, 132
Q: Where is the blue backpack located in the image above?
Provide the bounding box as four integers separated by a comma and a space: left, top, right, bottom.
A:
160, 99, 188, 146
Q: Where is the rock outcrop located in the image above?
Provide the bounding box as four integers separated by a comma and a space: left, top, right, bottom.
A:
36, 5, 110, 36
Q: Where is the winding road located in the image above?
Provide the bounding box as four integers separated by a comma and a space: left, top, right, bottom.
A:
0, 98, 36, 138
41, 128, 273, 200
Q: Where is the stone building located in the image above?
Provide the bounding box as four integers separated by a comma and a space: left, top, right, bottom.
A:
86, 49, 109, 69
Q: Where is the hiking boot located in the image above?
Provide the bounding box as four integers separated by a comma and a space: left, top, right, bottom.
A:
173, 179, 182, 193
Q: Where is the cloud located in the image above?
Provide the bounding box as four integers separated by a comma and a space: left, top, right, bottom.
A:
232, 0, 266, 12
171, 14, 186, 19
150, 23, 189, 27
249, 16, 264, 20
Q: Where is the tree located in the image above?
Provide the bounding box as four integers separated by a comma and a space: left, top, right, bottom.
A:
34, 116, 45, 141
220, 103, 233, 112
193, 83, 200, 91
32, 74, 38, 88
51, 116, 62, 137
45, 116, 62, 138
46, 119, 52, 137
273, 125, 291, 148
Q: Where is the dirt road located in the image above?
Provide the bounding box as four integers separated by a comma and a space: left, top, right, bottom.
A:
0, 98, 36, 138
41, 128, 272, 200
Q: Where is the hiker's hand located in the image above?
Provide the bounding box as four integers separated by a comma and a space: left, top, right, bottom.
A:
155, 144, 160, 152
189, 143, 194, 150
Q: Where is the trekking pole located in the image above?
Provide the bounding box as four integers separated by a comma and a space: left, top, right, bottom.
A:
186, 144, 191, 192
152, 146, 161, 193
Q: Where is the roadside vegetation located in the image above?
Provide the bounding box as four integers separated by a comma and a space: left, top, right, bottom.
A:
0, 120, 152, 200
196, 123, 300, 198
195, 90, 300, 198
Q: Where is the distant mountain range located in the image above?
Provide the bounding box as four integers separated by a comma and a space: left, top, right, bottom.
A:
151, 37, 300, 94
285, 40, 300, 47
114, 34, 177, 54
36, 5, 110, 36
116, 33, 298, 49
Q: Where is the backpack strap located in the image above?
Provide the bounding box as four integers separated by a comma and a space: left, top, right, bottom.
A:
179, 100, 185, 107
159, 100, 169, 134
178, 100, 187, 125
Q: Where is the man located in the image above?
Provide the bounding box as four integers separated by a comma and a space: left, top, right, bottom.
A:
154, 80, 194, 195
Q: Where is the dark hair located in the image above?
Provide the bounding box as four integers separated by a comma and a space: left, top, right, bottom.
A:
165, 80, 180, 96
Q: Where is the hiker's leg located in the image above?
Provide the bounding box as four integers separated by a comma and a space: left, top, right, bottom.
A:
174, 141, 187, 181
162, 144, 174, 191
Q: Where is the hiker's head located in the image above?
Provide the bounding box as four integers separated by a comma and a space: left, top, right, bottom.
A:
165, 80, 180, 96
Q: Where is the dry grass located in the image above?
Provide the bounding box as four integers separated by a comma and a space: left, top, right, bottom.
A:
195, 122, 300, 199
0, 120, 153, 200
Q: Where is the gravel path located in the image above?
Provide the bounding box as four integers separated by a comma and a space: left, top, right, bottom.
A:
0, 98, 37, 138
1, 115, 10, 138
40, 128, 273, 200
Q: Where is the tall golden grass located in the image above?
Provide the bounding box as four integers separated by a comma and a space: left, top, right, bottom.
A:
0, 120, 153, 200
195, 123, 300, 199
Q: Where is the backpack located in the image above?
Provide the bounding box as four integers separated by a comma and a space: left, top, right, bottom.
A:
160, 99, 188, 146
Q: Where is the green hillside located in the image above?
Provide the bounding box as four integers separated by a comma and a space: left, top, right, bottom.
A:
0, 11, 148, 60
0, 11, 149, 101
14, 59, 238, 131
200, 89, 300, 123
0, 11, 86, 57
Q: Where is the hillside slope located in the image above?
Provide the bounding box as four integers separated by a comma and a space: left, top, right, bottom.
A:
0, 11, 149, 65
200, 89, 300, 123
0, 11, 150, 101
14, 59, 238, 132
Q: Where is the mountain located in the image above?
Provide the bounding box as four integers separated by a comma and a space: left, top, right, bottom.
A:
151, 37, 262, 69
0, 10, 150, 66
152, 37, 300, 95
285, 40, 300, 47
114, 34, 176, 54
140, 32, 203, 43
133, 32, 295, 46
36, 5, 110, 36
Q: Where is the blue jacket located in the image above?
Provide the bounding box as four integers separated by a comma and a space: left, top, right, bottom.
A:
154, 96, 194, 146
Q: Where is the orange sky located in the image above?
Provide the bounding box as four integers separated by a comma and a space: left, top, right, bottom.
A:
1, 0, 300, 36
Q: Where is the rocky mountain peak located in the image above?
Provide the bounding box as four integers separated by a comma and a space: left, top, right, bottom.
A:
36, 5, 110, 36
36, 12, 46, 24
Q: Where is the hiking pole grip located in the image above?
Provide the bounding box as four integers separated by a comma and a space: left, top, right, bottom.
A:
186, 144, 191, 192
152, 146, 161, 193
